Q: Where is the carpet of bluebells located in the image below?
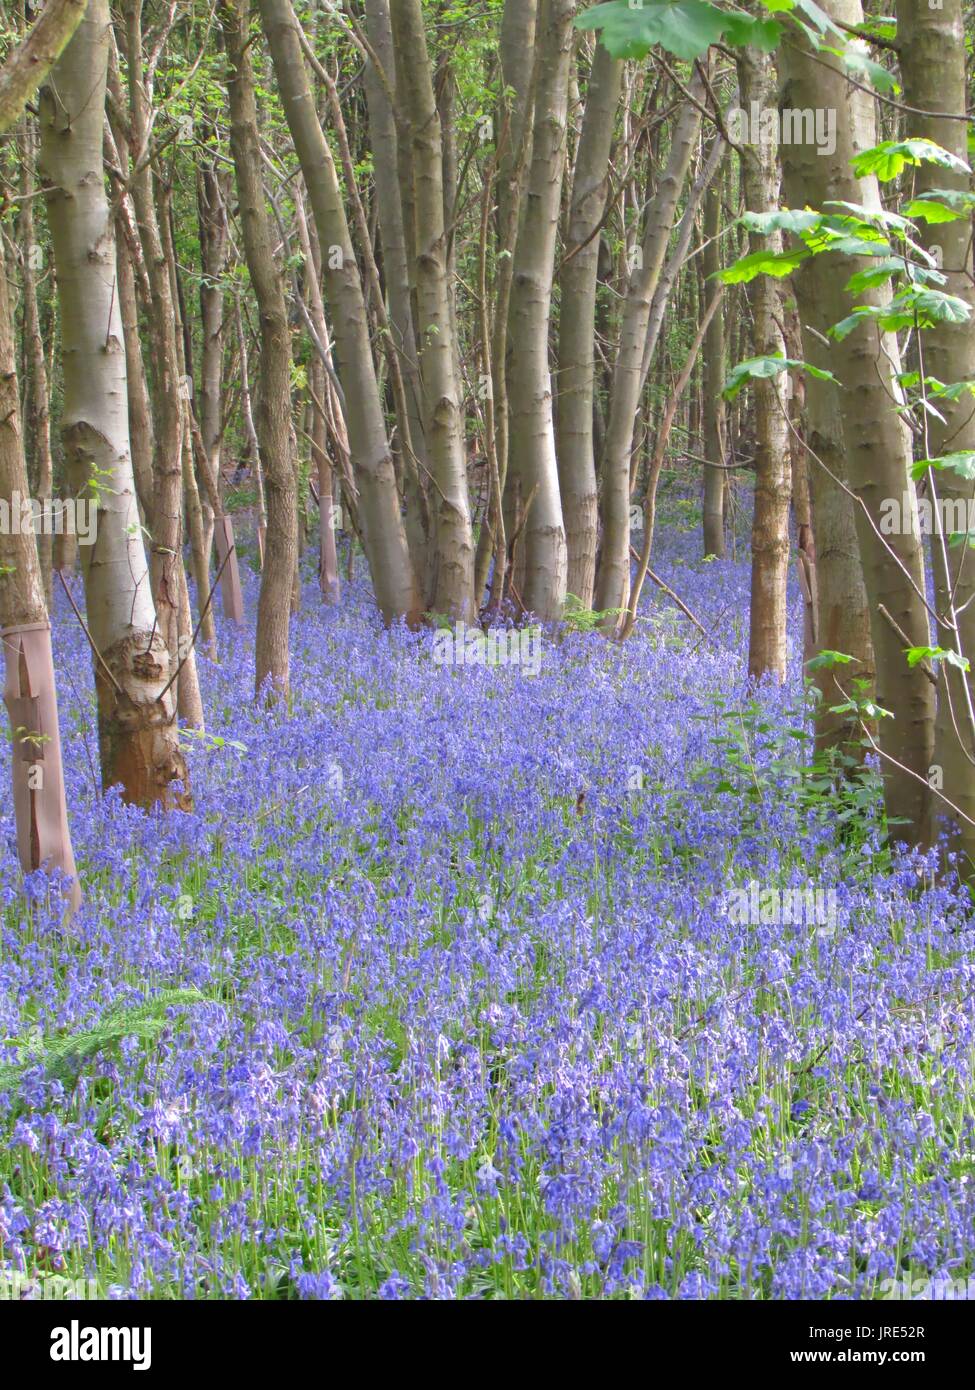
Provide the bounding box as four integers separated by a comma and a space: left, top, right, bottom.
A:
2, 503, 975, 1300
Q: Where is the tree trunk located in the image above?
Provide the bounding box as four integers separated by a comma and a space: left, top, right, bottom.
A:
222, 0, 297, 700
556, 39, 621, 608
895, 0, 975, 869
197, 156, 228, 563
503, 0, 577, 621
0, 240, 80, 912
702, 181, 726, 558
778, 0, 935, 840
737, 46, 791, 681
362, 0, 430, 590
257, 0, 421, 627
594, 75, 704, 626
121, 0, 202, 726
0, 0, 87, 136
17, 122, 55, 605
38, 0, 190, 808
389, 0, 475, 620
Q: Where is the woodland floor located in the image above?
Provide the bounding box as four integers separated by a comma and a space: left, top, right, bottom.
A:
2, 496, 974, 1299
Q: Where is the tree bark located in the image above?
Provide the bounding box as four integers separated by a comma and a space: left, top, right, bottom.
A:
389, 0, 476, 620
222, 0, 298, 700
778, 0, 935, 840
0, 0, 87, 135
702, 181, 726, 558
895, 0, 975, 869
17, 120, 55, 602
556, 39, 621, 608
0, 240, 80, 912
257, 0, 421, 627
38, 0, 190, 808
121, 0, 203, 725
594, 75, 704, 626
737, 46, 791, 681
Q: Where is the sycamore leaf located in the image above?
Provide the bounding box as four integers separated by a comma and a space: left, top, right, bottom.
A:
910, 187, 975, 214
722, 355, 835, 401
906, 645, 970, 673
827, 44, 899, 94
851, 138, 971, 182
821, 200, 913, 233
910, 451, 975, 482
574, 1, 729, 61
902, 198, 963, 225
807, 649, 856, 670
716, 246, 810, 284
844, 259, 945, 294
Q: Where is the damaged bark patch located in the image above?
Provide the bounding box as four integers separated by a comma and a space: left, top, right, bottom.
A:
96, 628, 191, 811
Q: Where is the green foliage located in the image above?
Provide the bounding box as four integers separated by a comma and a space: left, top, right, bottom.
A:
716, 247, 810, 284
721, 354, 835, 401
562, 595, 624, 632
904, 646, 970, 673
574, 0, 893, 84
851, 138, 971, 183
806, 650, 856, 671
0, 989, 208, 1092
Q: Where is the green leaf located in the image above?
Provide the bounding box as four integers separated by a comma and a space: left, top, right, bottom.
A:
851, 138, 971, 182
828, 45, 899, 94
821, 201, 914, 234
905, 645, 970, 673
807, 649, 856, 670
910, 451, 975, 482
909, 187, 975, 215
902, 198, 963, 225
574, 1, 729, 61
716, 246, 810, 284
721, 13, 784, 50
722, 355, 835, 401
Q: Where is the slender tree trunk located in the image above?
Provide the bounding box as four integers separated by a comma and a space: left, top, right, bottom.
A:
122, 0, 202, 726
197, 156, 228, 565
389, 0, 475, 620
503, 0, 577, 621
0, 242, 80, 911
362, 0, 430, 591
895, 0, 975, 869
737, 46, 791, 681
802, 359, 875, 754
778, 0, 935, 840
39, 0, 190, 807
702, 181, 726, 558
257, 0, 421, 626
556, 39, 621, 608
158, 179, 216, 670
113, 223, 155, 523
595, 76, 704, 626
18, 123, 54, 603
293, 190, 340, 604
491, 0, 539, 608
222, 0, 297, 700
